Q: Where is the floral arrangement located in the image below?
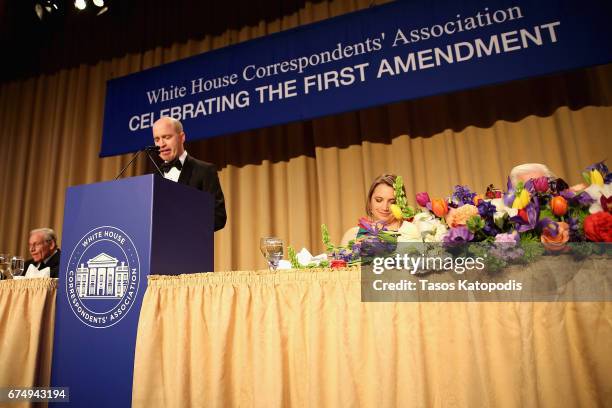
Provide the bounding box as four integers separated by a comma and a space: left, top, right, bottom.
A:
321, 161, 612, 269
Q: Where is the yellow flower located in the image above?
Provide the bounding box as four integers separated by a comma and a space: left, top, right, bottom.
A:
591, 169, 604, 186
512, 189, 531, 209
390, 204, 403, 220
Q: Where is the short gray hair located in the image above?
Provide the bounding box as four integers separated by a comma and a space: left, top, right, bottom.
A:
30, 228, 57, 245
509, 163, 556, 186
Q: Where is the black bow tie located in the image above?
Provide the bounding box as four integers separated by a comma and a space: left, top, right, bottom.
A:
161, 159, 183, 173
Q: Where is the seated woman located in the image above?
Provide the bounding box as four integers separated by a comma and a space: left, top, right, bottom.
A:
340, 174, 405, 247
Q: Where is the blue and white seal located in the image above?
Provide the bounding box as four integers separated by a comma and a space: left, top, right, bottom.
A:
64, 226, 141, 328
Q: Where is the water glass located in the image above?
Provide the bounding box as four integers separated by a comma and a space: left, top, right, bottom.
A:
259, 237, 283, 271
0, 254, 10, 279
11, 256, 25, 277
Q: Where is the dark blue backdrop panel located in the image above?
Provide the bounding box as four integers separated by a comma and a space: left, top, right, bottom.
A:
51, 175, 213, 407
100, 0, 612, 156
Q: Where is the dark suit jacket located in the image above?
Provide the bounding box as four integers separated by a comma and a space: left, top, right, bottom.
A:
24, 249, 61, 278
176, 155, 227, 231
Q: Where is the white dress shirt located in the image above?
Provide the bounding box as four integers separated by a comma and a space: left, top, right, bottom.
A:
163, 150, 188, 182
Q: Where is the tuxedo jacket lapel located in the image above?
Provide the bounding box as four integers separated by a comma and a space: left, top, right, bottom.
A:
178, 155, 194, 185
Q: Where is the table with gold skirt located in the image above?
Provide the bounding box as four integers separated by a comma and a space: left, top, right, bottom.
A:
0, 278, 56, 408
131, 268, 612, 407
2, 269, 611, 407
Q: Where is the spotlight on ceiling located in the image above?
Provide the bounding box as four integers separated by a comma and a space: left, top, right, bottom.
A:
34, 0, 61, 21
93, 0, 105, 7
74, 0, 87, 10
34, 3, 44, 20
97, 6, 109, 16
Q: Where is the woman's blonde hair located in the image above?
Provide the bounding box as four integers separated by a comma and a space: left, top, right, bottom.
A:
365, 174, 405, 217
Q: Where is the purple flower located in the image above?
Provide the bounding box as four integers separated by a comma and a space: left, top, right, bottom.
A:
548, 178, 570, 194
451, 185, 477, 206
477, 201, 496, 219
510, 199, 540, 232
443, 226, 474, 244
585, 160, 609, 176
495, 232, 519, 244
573, 191, 595, 207
416, 192, 431, 207
493, 230, 521, 260
567, 216, 583, 242
358, 217, 382, 235
533, 176, 549, 193
504, 191, 516, 207
523, 179, 536, 194
483, 223, 499, 237
560, 190, 575, 200
540, 218, 559, 238
490, 246, 525, 261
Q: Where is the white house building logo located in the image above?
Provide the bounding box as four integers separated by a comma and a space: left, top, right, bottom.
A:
65, 226, 141, 329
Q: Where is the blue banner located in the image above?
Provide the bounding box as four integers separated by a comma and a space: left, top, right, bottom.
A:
100, 0, 612, 157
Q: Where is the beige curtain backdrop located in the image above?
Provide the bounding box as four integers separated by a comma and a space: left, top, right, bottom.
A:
0, 279, 57, 407
1, 0, 611, 272
132, 269, 612, 407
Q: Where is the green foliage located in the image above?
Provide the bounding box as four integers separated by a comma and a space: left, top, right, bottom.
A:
466, 215, 485, 233
321, 224, 334, 252
519, 233, 545, 262
568, 242, 594, 259
393, 176, 419, 218
483, 254, 507, 273
539, 207, 555, 221
494, 212, 508, 230
581, 171, 591, 185
287, 246, 301, 269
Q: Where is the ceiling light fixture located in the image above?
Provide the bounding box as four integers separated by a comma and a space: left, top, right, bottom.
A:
74, 0, 87, 11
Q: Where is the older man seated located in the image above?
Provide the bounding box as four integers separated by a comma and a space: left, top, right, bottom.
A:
509, 163, 586, 191
24, 228, 61, 278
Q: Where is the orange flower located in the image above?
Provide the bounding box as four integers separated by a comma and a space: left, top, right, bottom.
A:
431, 199, 448, 218
550, 196, 568, 217
445, 204, 479, 227
541, 221, 570, 252
473, 194, 484, 205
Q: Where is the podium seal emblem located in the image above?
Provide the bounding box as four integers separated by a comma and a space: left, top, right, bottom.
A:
64, 226, 141, 328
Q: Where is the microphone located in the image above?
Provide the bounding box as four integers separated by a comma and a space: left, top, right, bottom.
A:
114, 145, 164, 180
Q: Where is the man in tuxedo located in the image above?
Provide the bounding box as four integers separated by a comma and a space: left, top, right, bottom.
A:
24, 228, 61, 278
509, 163, 586, 192
152, 117, 227, 231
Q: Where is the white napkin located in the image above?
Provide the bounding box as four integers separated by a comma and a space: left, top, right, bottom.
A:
25, 264, 51, 278
296, 248, 327, 267
277, 260, 292, 270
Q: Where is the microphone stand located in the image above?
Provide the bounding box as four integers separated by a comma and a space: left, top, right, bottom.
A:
145, 150, 164, 177
115, 147, 163, 180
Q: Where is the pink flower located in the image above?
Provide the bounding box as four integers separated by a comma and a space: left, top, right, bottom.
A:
445, 204, 479, 227
416, 192, 430, 207
494, 232, 519, 244
533, 176, 549, 193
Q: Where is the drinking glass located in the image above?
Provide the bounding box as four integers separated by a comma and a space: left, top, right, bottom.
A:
0, 254, 10, 279
11, 256, 25, 277
259, 237, 283, 271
